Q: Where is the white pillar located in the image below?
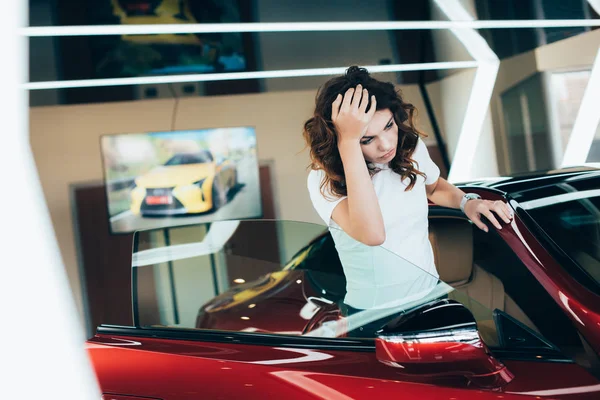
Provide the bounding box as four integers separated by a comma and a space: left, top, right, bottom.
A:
588, 0, 600, 15
433, 0, 500, 183
1, 3, 100, 399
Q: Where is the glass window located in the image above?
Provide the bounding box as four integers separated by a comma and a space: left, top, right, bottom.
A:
133, 220, 458, 338
470, 219, 589, 363
547, 69, 600, 161
49, 0, 250, 79
501, 73, 554, 173
131, 219, 576, 361
474, 0, 590, 59
540, 0, 589, 44
519, 181, 600, 286
29, 0, 260, 104
587, 124, 600, 163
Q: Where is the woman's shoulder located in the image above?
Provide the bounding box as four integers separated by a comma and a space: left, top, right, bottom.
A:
307, 168, 326, 188
307, 168, 328, 197
307, 168, 345, 202
414, 136, 427, 151
412, 137, 431, 160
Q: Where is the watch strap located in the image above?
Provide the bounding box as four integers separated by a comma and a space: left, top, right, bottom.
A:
460, 193, 481, 213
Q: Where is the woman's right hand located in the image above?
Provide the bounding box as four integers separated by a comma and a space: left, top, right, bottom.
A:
331, 84, 377, 144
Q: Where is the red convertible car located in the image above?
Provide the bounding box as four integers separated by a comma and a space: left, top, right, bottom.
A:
89, 167, 600, 399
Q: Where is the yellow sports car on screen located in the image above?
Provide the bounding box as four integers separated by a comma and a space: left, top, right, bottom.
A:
130, 151, 237, 217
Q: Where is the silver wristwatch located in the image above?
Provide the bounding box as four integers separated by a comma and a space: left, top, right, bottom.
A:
460, 193, 481, 213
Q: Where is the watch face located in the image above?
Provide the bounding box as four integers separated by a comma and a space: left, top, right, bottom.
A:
465, 193, 480, 200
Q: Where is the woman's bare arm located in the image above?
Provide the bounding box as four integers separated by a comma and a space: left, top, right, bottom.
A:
427, 177, 513, 232
330, 85, 385, 246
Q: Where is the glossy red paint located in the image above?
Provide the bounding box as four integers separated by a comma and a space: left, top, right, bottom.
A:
502, 359, 600, 397
196, 269, 340, 335
373, 298, 515, 391
467, 188, 600, 355
375, 335, 514, 389
88, 335, 600, 399
88, 181, 600, 399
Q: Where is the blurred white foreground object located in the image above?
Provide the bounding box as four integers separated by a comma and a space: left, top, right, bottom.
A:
0, 3, 100, 399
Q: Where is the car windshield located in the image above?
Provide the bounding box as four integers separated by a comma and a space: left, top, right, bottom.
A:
517, 175, 600, 286
164, 152, 213, 165
131, 220, 499, 344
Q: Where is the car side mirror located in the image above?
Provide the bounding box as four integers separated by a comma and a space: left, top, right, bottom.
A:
375, 299, 514, 389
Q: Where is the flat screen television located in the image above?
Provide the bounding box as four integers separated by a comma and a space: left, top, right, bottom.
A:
100, 126, 261, 234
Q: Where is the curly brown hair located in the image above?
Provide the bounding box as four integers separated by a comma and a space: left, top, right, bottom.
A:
303, 66, 427, 197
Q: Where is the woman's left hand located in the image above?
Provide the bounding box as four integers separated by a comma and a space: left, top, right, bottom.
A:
464, 199, 514, 233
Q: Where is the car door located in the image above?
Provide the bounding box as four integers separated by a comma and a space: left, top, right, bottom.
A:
94, 219, 600, 399
427, 208, 600, 399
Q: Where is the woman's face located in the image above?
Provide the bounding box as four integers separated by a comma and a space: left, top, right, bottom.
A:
359, 109, 398, 164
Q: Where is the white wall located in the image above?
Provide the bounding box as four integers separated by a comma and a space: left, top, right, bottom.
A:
427, 70, 475, 161
255, 0, 399, 92
400, 85, 439, 146
426, 69, 499, 178
535, 28, 600, 70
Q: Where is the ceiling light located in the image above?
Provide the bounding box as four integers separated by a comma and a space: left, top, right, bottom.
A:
21, 20, 600, 37
23, 61, 478, 90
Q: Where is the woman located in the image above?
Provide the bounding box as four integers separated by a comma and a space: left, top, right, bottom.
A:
303, 66, 513, 327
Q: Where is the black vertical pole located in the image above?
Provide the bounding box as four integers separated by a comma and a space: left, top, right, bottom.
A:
206, 223, 220, 296
131, 232, 140, 328
418, 81, 451, 174
163, 228, 180, 325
